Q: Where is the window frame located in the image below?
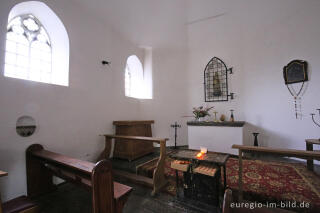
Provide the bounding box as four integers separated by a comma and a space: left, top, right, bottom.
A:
4, 1, 70, 87
4, 14, 53, 84
124, 55, 144, 99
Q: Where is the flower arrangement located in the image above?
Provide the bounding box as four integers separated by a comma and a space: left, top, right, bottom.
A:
192, 106, 214, 119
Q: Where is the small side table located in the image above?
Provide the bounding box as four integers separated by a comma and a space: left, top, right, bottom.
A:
305, 139, 320, 171
0, 170, 8, 213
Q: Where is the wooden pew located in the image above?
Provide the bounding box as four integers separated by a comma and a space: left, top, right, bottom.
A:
98, 135, 168, 196
232, 144, 320, 201
0, 171, 8, 213
26, 144, 132, 213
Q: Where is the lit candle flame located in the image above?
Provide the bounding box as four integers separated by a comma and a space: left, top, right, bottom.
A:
196, 151, 205, 158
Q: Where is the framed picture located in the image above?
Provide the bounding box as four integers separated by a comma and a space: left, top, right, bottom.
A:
283, 60, 308, 84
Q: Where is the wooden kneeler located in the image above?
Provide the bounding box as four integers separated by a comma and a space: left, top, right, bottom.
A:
26, 144, 132, 213
2, 196, 39, 213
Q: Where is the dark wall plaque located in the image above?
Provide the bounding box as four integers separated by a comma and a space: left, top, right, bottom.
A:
283, 60, 308, 84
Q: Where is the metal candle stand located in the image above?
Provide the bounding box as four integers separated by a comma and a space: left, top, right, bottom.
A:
253, 133, 259, 146
311, 109, 320, 127
310, 109, 320, 141
171, 122, 181, 149
252, 132, 259, 158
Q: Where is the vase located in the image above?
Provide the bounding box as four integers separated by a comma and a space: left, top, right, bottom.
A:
195, 117, 204, 122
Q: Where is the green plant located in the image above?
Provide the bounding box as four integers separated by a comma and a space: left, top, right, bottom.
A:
192, 106, 214, 119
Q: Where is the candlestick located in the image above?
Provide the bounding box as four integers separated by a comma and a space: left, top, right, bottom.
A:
230, 110, 234, 122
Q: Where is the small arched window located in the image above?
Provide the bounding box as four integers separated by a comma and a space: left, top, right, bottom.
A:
5, 14, 52, 83
4, 1, 69, 86
125, 55, 144, 98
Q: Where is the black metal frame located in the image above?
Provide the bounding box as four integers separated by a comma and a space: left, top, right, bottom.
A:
204, 57, 234, 102
174, 161, 220, 207
183, 168, 220, 206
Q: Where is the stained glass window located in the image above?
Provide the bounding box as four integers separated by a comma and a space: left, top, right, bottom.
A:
4, 14, 52, 84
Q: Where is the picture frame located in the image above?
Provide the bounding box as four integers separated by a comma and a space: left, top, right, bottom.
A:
283, 60, 308, 85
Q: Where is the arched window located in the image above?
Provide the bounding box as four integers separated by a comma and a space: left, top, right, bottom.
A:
125, 55, 144, 98
4, 1, 69, 86
5, 14, 52, 83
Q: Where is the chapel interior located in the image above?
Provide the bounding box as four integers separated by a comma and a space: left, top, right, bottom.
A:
0, 0, 320, 213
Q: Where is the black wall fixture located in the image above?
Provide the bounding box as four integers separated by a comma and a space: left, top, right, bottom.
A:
101, 60, 111, 65
204, 57, 234, 102
283, 60, 308, 84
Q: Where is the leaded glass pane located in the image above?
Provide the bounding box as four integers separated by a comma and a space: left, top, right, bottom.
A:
12, 25, 24, 34
5, 39, 16, 53
23, 18, 39, 32
5, 52, 16, 65
4, 64, 16, 77
17, 43, 29, 56
7, 17, 21, 29
16, 55, 29, 68
31, 40, 50, 53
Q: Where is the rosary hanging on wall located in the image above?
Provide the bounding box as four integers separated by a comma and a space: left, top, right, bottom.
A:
283, 60, 308, 119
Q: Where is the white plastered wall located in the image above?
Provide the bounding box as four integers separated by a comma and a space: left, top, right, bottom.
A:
0, 0, 144, 201
186, 0, 320, 151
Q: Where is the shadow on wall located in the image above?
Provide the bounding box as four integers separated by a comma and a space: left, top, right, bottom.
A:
243, 122, 292, 148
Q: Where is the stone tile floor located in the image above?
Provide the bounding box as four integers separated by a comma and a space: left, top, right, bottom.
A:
36, 148, 319, 213
37, 182, 219, 213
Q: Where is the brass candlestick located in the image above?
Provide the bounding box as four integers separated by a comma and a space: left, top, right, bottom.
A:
213, 111, 219, 122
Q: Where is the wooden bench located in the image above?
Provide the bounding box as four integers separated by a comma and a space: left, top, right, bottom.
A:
98, 135, 168, 196
232, 144, 320, 201
0, 170, 8, 213
26, 144, 132, 213
305, 139, 320, 171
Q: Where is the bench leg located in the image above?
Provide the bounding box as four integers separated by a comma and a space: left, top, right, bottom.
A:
306, 143, 314, 171
152, 140, 168, 196
223, 165, 227, 190
115, 193, 131, 213
238, 150, 243, 201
